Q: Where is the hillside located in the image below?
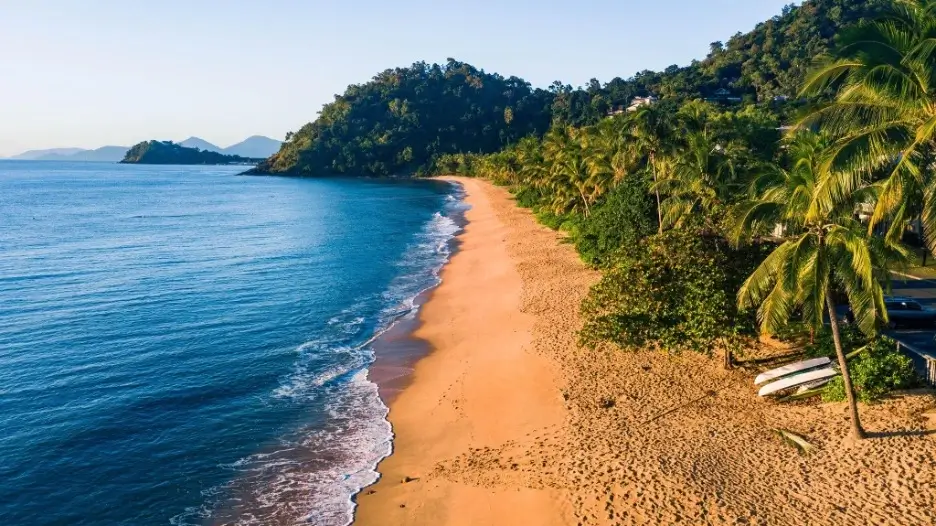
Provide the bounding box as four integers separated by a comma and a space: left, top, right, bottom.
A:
251, 0, 885, 177
121, 141, 259, 165
249, 59, 553, 176
555, 0, 885, 127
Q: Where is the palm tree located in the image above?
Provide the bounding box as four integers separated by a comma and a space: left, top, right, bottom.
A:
547, 131, 594, 217
623, 105, 674, 234
731, 132, 908, 441
801, 0, 936, 249
581, 117, 629, 203
728, 133, 828, 242
654, 129, 742, 231
514, 135, 548, 192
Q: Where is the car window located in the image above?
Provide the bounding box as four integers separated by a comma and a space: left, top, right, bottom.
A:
906, 302, 923, 311
886, 302, 905, 311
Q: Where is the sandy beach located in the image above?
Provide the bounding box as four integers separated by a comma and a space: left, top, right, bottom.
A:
355, 177, 936, 526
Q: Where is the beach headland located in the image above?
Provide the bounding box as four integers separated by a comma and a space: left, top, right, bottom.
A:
356, 177, 936, 526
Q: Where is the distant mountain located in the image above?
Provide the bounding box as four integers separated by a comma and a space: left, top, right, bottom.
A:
10, 135, 278, 163
8, 148, 86, 160
121, 140, 262, 165
34, 146, 129, 162
179, 137, 222, 152
221, 135, 281, 158
69, 146, 129, 162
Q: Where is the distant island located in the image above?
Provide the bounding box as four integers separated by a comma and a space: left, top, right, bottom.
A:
7, 136, 281, 163
121, 141, 263, 165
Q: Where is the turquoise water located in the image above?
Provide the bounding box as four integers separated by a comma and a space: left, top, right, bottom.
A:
0, 161, 462, 525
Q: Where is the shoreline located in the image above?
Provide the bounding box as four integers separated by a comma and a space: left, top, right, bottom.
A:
355, 177, 572, 525
366, 180, 468, 404
354, 177, 936, 526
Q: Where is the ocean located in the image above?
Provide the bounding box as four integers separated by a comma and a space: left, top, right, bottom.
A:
0, 161, 463, 525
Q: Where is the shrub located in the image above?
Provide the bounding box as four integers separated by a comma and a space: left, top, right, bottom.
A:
802, 325, 865, 358
579, 229, 764, 354
534, 209, 567, 230
822, 336, 919, 403
512, 186, 544, 209
573, 175, 658, 267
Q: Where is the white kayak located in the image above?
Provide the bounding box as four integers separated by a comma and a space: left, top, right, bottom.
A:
758, 367, 839, 397
754, 357, 832, 385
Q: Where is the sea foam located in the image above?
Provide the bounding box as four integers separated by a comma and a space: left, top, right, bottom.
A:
172, 183, 466, 526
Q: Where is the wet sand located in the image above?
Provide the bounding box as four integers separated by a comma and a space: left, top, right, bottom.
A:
355, 177, 936, 526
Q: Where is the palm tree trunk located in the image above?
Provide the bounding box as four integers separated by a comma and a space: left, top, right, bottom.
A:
579, 188, 590, 218
650, 151, 663, 235
723, 339, 732, 369
825, 293, 867, 440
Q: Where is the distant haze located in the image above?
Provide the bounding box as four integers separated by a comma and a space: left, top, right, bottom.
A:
9, 148, 86, 160
6, 136, 281, 161
0, 1, 791, 156
178, 136, 283, 158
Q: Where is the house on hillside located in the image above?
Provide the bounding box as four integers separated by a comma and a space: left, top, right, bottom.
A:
606, 106, 627, 117
626, 95, 658, 112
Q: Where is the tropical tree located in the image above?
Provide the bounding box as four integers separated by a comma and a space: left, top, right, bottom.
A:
653, 130, 743, 231
582, 117, 630, 203
801, 0, 936, 250
622, 105, 675, 233
731, 132, 908, 440
547, 132, 594, 217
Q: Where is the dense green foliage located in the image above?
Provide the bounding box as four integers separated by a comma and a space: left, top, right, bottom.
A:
252, 0, 885, 177
121, 141, 257, 165
572, 175, 657, 266
823, 337, 919, 402
250, 59, 552, 176
579, 230, 768, 354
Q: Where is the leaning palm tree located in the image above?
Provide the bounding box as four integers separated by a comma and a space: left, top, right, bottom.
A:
731, 132, 908, 441
801, 0, 936, 249
547, 136, 594, 217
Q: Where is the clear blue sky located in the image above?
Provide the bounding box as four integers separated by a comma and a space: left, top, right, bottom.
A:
0, 0, 794, 156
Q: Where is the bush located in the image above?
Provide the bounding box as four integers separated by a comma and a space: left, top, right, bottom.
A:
534, 208, 568, 230
573, 175, 658, 267
802, 325, 865, 358
579, 229, 764, 354
512, 186, 544, 209
822, 336, 919, 403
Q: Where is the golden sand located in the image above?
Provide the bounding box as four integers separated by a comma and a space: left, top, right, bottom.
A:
355, 177, 936, 526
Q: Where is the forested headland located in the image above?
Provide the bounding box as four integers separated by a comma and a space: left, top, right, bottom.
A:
122, 141, 261, 165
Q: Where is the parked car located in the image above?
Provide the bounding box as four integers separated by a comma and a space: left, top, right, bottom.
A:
845, 297, 936, 329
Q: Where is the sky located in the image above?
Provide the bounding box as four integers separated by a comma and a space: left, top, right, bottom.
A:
0, 0, 794, 156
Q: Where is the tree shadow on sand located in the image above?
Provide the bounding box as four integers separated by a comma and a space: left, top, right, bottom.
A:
867, 429, 936, 439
